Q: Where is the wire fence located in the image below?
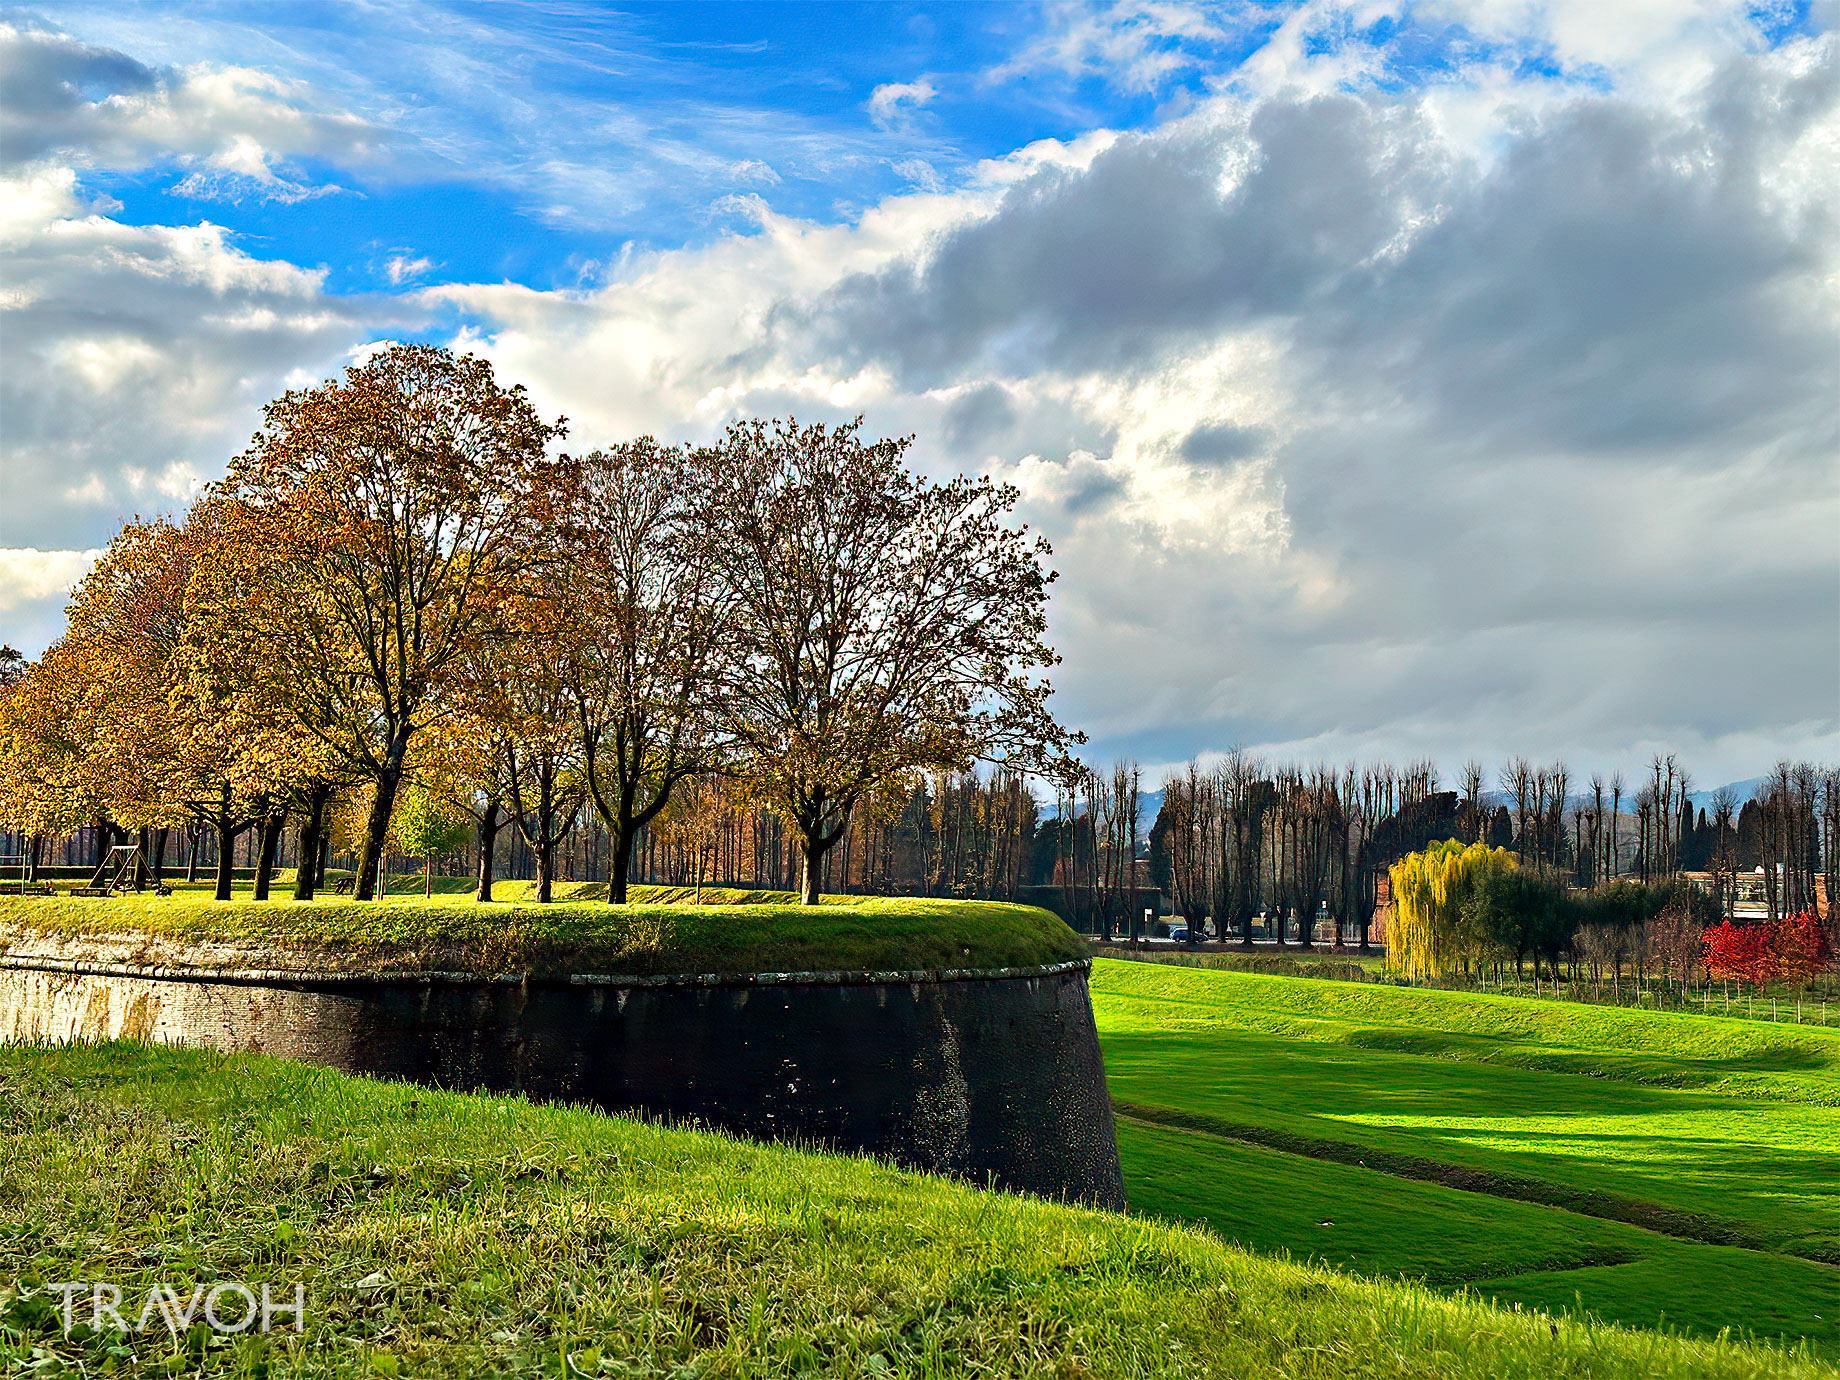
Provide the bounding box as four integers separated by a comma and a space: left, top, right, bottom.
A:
1103, 946, 1840, 1027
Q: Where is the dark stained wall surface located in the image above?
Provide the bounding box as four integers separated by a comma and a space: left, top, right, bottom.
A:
2, 954, 1126, 1210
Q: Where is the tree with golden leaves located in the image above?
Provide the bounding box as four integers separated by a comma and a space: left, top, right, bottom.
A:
0, 642, 99, 873
492, 588, 591, 903
215, 345, 564, 900
1387, 840, 1518, 979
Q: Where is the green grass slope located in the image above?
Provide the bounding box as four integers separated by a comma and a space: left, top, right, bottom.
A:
1, 1043, 1825, 1379
1091, 960, 1840, 1355
0, 890, 1084, 978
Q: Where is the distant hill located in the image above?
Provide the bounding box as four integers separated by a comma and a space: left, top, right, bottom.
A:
1047, 777, 1768, 825
1688, 777, 1766, 808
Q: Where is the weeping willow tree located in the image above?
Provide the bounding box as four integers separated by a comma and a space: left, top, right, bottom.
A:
1387, 839, 1516, 978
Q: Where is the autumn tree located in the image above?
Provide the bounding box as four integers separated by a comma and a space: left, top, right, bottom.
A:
1705, 920, 1775, 987
38, 520, 200, 873
654, 775, 734, 902
1387, 840, 1517, 979
175, 498, 353, 900
543, 441, 731, 903
215, 345, 563, 900
497, 607, 591, 904
416, 714, 512, 902
23, 511, 323, 901
0, 642, 98, 877
698, 418, 1073, 904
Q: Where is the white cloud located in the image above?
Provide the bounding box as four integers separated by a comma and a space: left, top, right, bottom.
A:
425, 28, 1839, 784
0, 161, 393, 550
0, 548, 101, 612
991, 2, 1251, 93
0, 19, 398, 558
868, 79, 937, 129
61, 475, 110, 506
383, 254, 434, 285
0, 18, 388, 191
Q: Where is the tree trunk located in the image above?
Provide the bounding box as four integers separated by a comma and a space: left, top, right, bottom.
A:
134, 826, 150, 890
252, 810, 285, 901
424, 855, 433, 898
800, 833, 826, 905
185, 826, 201, 883
354, 744, 409, 902
475, 798, 501, 902
535, 838, 554, 903
214, 814, 237, 902
293, 784, 331, 901
150, 827, 168, 884
608, 825, 634, 904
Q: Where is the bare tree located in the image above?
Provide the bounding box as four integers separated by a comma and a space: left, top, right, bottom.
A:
545, 441, 734, 903
1503, 758, 1534, 863
700, 418, 1074, 903
1608, 771, 1625, 878
1460, 760, 1486, 843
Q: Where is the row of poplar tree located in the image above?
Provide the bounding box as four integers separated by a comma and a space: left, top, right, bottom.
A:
0, 345, 1072, 905
1147, 752, 1840, 949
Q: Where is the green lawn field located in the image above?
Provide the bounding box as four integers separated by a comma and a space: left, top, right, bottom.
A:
1, 1042, 1825, 1379
1091, 959, 1840, 1358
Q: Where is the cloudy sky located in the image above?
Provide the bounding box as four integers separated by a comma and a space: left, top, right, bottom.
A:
1, 0, 1835, 788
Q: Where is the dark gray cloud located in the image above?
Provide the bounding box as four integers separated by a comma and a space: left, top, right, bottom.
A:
0, 12, 388, 182
1181, 421, 1267, 465
811, 46, 1837, 488
815, 95, 1443, 384
0, 16, 154, 165
942, 382, 1018, 451
1306, 49, 1840, 466
791, 40, 1838, 777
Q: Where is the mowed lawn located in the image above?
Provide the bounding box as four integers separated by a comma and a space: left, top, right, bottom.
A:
1092, 960, 1840, 1357
8, 1044, 1823, 1380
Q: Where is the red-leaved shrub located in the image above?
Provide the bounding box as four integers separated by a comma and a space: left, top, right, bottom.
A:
1703, 912, 1832, 987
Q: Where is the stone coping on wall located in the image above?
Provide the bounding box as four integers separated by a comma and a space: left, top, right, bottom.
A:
0, 929, 1092, 990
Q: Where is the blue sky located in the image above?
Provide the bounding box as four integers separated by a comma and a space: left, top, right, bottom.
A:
52, 1, 1293, 289
2, 1, 1836, 785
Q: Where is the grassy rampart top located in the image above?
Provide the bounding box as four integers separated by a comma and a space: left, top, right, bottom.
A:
0, 885, 1086, 979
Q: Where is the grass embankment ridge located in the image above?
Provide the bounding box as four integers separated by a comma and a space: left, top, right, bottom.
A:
1091, 961, 1840, 1355
1113, 1101, 1771, 1251
0, 887, 1086, 979
1, 1043, 1824, 1380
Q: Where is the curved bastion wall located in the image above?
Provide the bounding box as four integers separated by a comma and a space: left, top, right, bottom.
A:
0, 935, 1126, 1211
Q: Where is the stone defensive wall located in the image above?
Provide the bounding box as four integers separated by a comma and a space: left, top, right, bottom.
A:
0, 929, 1127, 1211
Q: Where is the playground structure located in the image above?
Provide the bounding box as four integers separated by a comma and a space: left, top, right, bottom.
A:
66, 844, 170, 898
